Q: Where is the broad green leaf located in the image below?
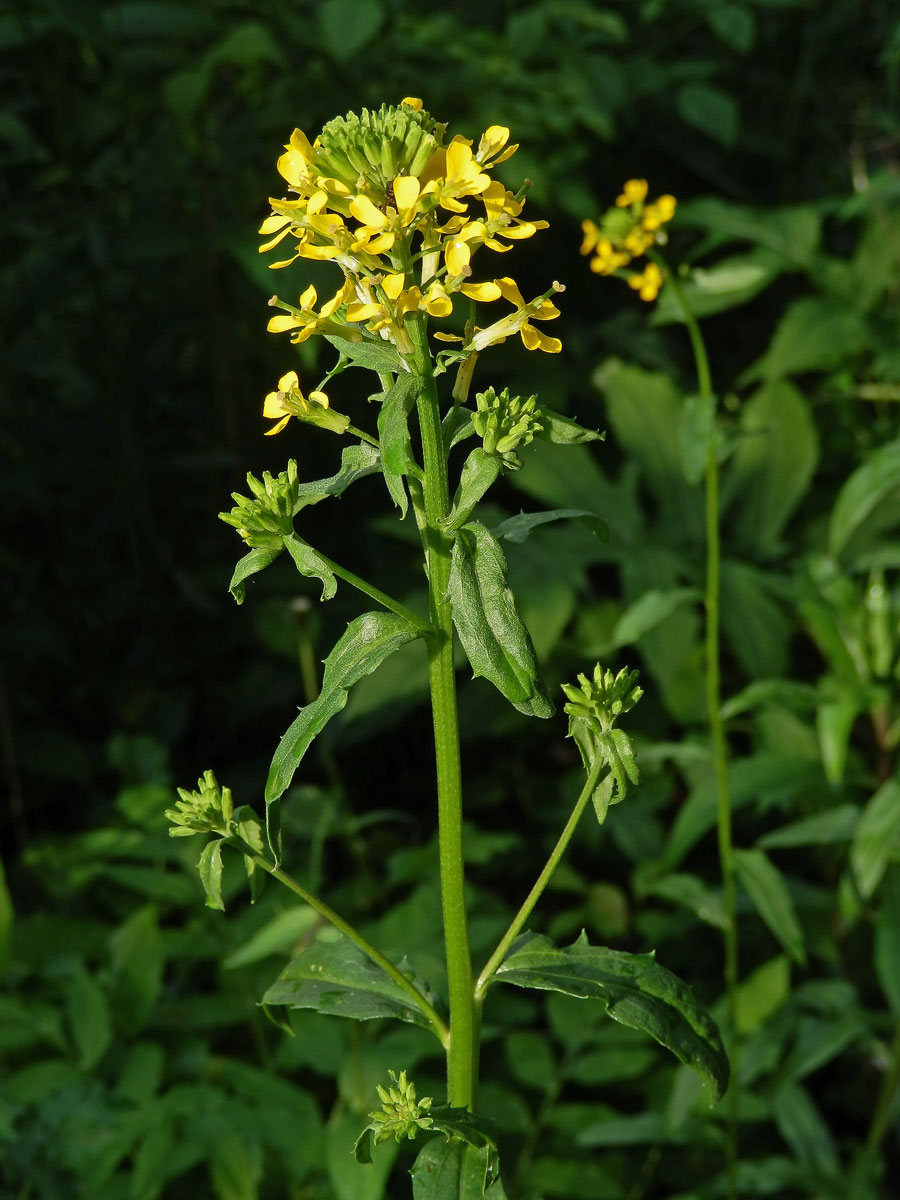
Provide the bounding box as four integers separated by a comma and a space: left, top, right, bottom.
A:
720, 559, 791, 678
294, 442, 381, 511
493, 932, 729, 1100
654, 252, 779, 325
611, 588, 701, 648
64, 963, 112, 1070
733, 848, 806, 964
228, 546, 282, 605
198, 840, 225, 911
260, 932, 442, 1032
722, 379, 819, 556
210, 1128, 263, 1200
678, 393, 715, 485
537, 407, 605, 445
850, 777, 900, 898
505, 1029, 557, 1089
492, 507, 607, 544
709, 3, 756, 53
323, 333, 402, 374
772, 1082, 839, 1180
132, 1123, 175, 1200
735, 955, 790, 1035
875, 867, 900, 1014
108, 906, 163, 1032
411, 1140, 506, 1200
447, 523, 554, 718
646, 872, 727, 929
447, 448, 501, 530
223, 905, 318, 969
265, 610, 422, 813
829, 439, 900, 559
319, 0, 384, 63
284, 534, 337, 601
816, 691, 863, 785
328, 1110, 397, 1200
676, 82, 738, 146
674, 198, 821, 268
741, 295, 868, 384
377, 373, 420, 515
721, 678, 817, 720
757, 805, 858, 849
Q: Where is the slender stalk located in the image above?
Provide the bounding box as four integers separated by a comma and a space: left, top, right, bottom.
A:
231, 838, 449, 1048
476, 757, 605, 1000
410, 312, 477, 1108
657, 255, 739, 1197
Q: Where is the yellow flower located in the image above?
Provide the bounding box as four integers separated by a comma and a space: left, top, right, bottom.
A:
421, 136, 491, 213
616, 179, 648, 207
263, 371, 330, 436
469, 278, 563, 354
641, 194, 677, 231
475, 125, 518, 169
266, 280, 353, 342
588, 239, 631, 275
627, 262, 664, 302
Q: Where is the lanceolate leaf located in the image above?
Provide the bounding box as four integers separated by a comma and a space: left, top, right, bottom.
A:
493, 932, 729, 1100
491, 508, 608, 544
411, 1140, 506, 1200
734, 848, 807, 964
294, 443, 381, 512
265, 612, 423, 848
261, 933, 443, 1032
228, 546, 282, 605
324, 333, 406, 375
829, 439, 900, 560
284, 534, 337, 601
447, 522, 554, 718
377, 373, 420, 516
446, 448, 501, 530
197, 840, 225, 911
537, 408, 605, 445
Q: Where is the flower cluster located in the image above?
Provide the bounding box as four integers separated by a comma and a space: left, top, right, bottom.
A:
166, 770, 235, 838
563, 666, 643, 802
219, 460, 300, 548
259, 99, 562, 431
366, 1071, 434, 1145
473, 385, 543, 470
580, 179, 676, 301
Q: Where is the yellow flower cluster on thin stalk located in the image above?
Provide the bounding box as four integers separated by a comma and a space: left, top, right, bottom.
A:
258, 98, 563, 433
581, 179, 676, 301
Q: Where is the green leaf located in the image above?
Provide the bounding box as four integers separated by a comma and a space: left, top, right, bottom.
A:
318, 0, 384, 63
323, 333, 403, 374
378, 374, 420, 516
670, 198, 822, 268
757, 805, 859, 849
411, 1140, 506, 1200
447, 522, 554, 718
537, 407, 605, 445
654, 252, 780, 325
709, 3, 756, 53
294, 442, 381, 511
446, 448, 501, 530
646, 872, 727, 929
733, 848, 806, 964
260, 932, 441, 1031
198, 840, 225, 911
741, 296, 868, 384
875, 867, 900, 1014
228, 546, 282, 605
283, 534, 337, 601
64, 963, 112, 1070
678, 393, 715, 485
735, 955, 790, 1035
722, 380, 819, 556
491, 507, 607, 543
676, 82, 739, 146
224, 906, 318, 969
493, 932, 729, 1100
772, 1082, 839, 1180
210, 1128, 263, 1200
829, 439, 900, 559
850, 777, 900, 898
266, 610, 422, 816
611, 588, 701, 648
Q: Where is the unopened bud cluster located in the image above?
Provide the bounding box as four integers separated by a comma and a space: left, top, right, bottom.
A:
563, 666, 643, 802
166, 770, 234, 837
473, 386, 543, 470
219, 461, 300, 548
368, 1071, 434, 1145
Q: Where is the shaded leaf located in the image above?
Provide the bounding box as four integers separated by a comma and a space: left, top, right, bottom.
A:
492, 507, 607, 544
294, 442, 381, 511
611, 588, 701, 648
734, 848, 806, 964
537, 407, 605, 445
447, 448, 501, 530
284, 534, 337, 601
758, 805, 859, 850
829, 439, 900, 560
493, 932, 729, 1100
261, 933, 441, 1032
64, 963, 112, 1071
411, 1140, 506, 1200
322, 335, 402, 375
378, 373, 420, 515
741, 296, 868, 384
676, 82, 738, 146
678, 393, 715, 485
198, 840, 225, 911
447, 523, 553, 717
850, 777, 900, 898
654, 252, 779, 325
228, 546, 282, 605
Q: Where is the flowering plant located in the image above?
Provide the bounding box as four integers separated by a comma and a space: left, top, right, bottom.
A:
172, 102, 727, 1196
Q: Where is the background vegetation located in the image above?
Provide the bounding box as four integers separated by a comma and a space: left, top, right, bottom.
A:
4, 0, 900, 1196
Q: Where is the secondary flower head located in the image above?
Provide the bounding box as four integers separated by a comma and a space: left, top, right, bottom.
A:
219, 460, 300, 548
367, 1071, 434, 1146
262, 370, 349, 437
563, 665, 643, 803
166, 770, 234, 837
473, 385, 543, 470
581, 180, 676, 301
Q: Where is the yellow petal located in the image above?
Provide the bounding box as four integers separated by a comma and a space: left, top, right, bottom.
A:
264, 415, 291, 436
402, 97, 423, 110
258, 225, 293, 253
299, 284, 318, 309
288, 128, 316, 161
382, 273, 406, 300
278, 371, 299, 391
263, 393, 288, 419
308, 390, 329, 408
521, 325, 561, 353
445, 237, 471, 277
267, 315, 300, 332
346, 302, 383, 321
446, 138, 474, 180
320, 280, 352, 317
259, 214, 290, 235
307, 190, 328, 216
424, 283, 453, 318
433, 331, 464, 342
350, 194, 387, 227
362, 231, 395, 254
393, 175, 419, 209
495, 277, 525, 307
459, 280, 501, 301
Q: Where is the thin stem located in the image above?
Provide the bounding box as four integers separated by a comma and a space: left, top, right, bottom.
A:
410, 312, 477, 1108
475, 757, 606, 1000
348, 424, 379, 448
657, 253, 738, 1198
231, 837, 449, 1048
285, 534, 428, 632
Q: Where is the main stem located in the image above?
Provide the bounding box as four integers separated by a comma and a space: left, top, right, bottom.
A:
661, 260, 739, 1197
410, 314, 477, 1108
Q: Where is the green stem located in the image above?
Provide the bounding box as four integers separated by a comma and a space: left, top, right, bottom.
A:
658, 254, 738, 1198
475, 756, 606, 1000
231, 838, 449, 1048
285, 534, 428, 631
410, 312, 477, 1108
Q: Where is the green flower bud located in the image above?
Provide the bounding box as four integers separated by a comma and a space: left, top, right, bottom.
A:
166, 770, 235, 837
315, 102, 445, 199
367, 1071, 433, 1146
219, 460, 300, 549
563, 665, 643, 803
472, 386, 543, 470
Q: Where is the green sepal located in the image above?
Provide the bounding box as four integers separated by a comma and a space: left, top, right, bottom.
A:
228, 546, 283, 605
294, 443, 381, 512
446, 522, 554, 718
260, 932, 445, 1035
410, 1140, 506, 1200
197, 840, 225, 911
492, 508, 608, 544
265, 611, 423, 828
323, 333, 405, 376
445, 449, 501, 531
377, 374, 421, 516
537, 408, 605, 445
493, 931, 730, 1101
284, 533, 337, 601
